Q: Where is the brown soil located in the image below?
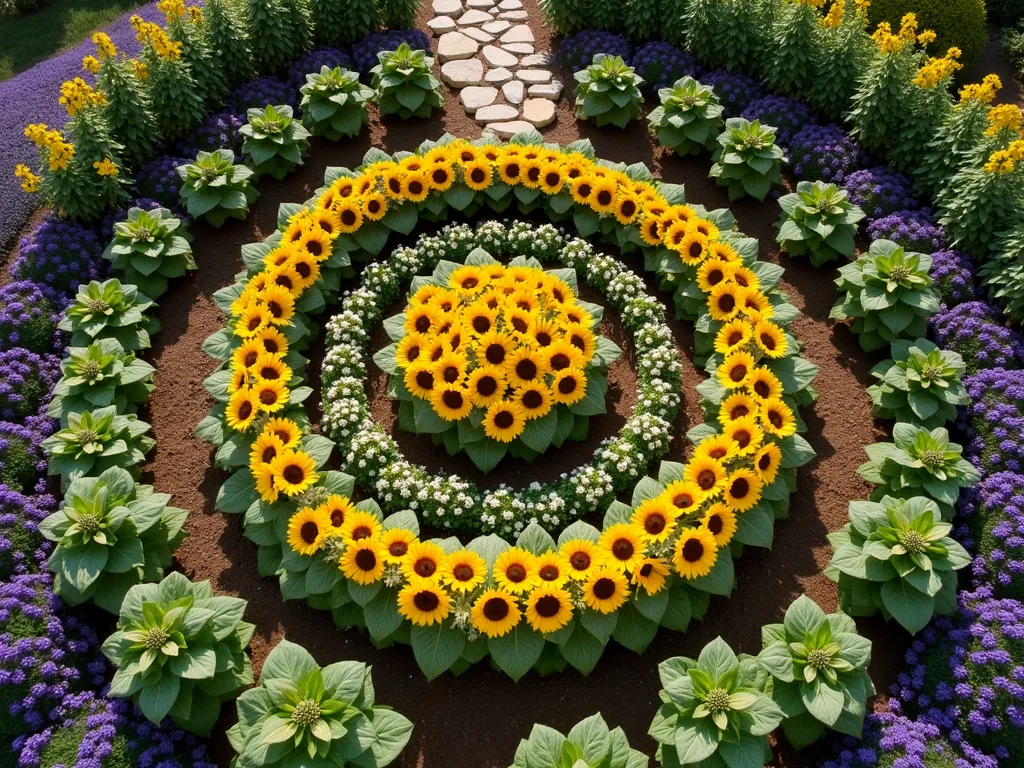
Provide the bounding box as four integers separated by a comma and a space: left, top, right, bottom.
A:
105, 5, 908, 766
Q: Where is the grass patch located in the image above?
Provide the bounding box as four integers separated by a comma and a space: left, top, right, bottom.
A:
0, 0, 141, 82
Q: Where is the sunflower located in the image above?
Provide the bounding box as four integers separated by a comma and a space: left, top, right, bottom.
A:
471, 589, 522, 638
252, 379, 288, 413
254, 462, 279, 503
363, 191, 388, 220
381, 167, 403, 198
614, 192, 641, 225
551, 368, 587, 405
541, 340, 583, 373
672, 527, 718, 579
464, 304, 497, 337
380, 528, 417, 564
340, 539, 386, 585
754, 320, 788, 359
538, 162, 565, 195
497, 153, 523, 185
298, 228, 333, 262
663, 219, 691, 251
677, 232, 711, 266
760, 397, 797, 438
583, 568, 629, 614
709, 241, 740, 262
429, 288, 461, 315
753, 442, 783, 485
640, 212, 666, 246
263, 246, 295, 271
741, 290, 774, 319
505, 348, 547, 388
402, 541, 448, 582
632, 557, 670, 596
225, 388, 260, 431
590, 179, 618, 214
534, 551, 571, 587
520, 157, 544, 188
493, 547, 537, 594
717, 392, 756, 425
286, 251, 321, 290
432, 350, 468, 386
263, 417, 301, 449
477, 330, 516, 367
397, 579, 451, 626
234, 304, 273, 338
453, 142, 480, 164
227, 368, 250, 395
232, 339, 263, 371
481, 145, 502, 163
287, 506, 330, 556
697, 258, 734, 292
282, 219, 309, 245
398, 156, 425, 175
708, 282, 746, 322
747, 368, 784, 402
662, 479, 704, 515
569, 174, 596, 205
714, 318, 754, 356
730, 265, 760, 292
450, 264, 486, 295
322, 494, 355, 533
689, 217, 720, 240
723, 414, 763, 456
310, 208, 341, 238
513, 384, 553, 420
396, 332, 428, 368
230, 284, 259, 316
431, 384, 472, 421
597, 523, 648, 573
439, 549, 487, 592
685, 455, 729, 499
401, 172, 430, 202
717, 350, 755, 390
255, 327, 289, 358
525, 585, 573, 633
258, 284, 296, 326
564, 323, 596, 361
270, 449, 318, 496
404, 304, 441, 336
466, 366, 506, 407
724, 468, 763, 513
253, 353, 292, 385
561, 304, 594, 328
332, 176, 360, 198
250, 431, 284, 471
693, 434, 739, 463
427, 162, 455, 192
508, 289, 539, 314
335, 510, 378, 545
480, 401, 525, 443
559, 539, 605, 581
702, 503, 738, 547
631, 496, 679, 543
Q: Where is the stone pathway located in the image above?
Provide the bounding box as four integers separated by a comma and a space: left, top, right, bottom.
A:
430, 0, 562, 138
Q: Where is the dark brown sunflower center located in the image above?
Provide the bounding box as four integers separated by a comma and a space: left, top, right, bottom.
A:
570, 552, 590, 570
389, 541, 409, 557
442, 365, 460, 384
689, 242, 704, 259
550, 353, 570, 371
682, 538, 705, 563
432, 168, 449, 185
414, 558, 436, 578
238, 402, 253, 420
505, 564, 527, 583
485, 344, 506, 364
413, 591, 439, 612
295, 262, 312, 278
539, 565, 560, 581
483, 597, 510, 621
697, 470, 718, 490
505, 162, 521, 178
330, 509, 345, 527
244, 351, 258, 367
558, 376, 578, 395
707, 269, 725, 286
760, 332, 776, 350
707, 514, 723, 535
768, 410, 783, 428
522, 390, 543, 409
262, 447, 276, 464
300, 522, 319, 544
442, 390, 464, 410
260, 366, 278, 379
516, 360, 538, 380
283, 464, 305, 484
596, 190, 613, 206
259, 389, 278, 405
494, 410, 514, 429
673, 492, 695, 508
718, 294, 736, 313
639, 563, 654, 578
470, 168, 486, 183
578, 183, 592, 198
415, 315, 431, 333
416, 370, 434, 390
644, 514, 666, 535
754, 380, 770, 398
612, 539, 634, 560
545, 172, 561, 187
731, 478, 750, 499
452, 564, 475, 582
535, 594, 561, 617
758, 452, 772, 470
592, 577, 616, 600
730, 365, 748, 382
535, 332, 552, 347
355, 548, 377, 570
476, 375, 498, 396
734, 429, 751, 448
730, 405, 749, 419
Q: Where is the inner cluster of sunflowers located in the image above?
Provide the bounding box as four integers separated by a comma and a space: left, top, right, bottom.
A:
395, 265, 600, 444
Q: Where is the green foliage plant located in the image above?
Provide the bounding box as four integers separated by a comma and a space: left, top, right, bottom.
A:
204, 0, 254, 88
42, 405, 155, 486
980, 223, 1024, 323
299, 66, 374, 141
539, 0, 587, 35
685, 0, 768, 74
102, 572, 254, 736
806, 2, 871, 120
47, 338, 155, 423
245, 0, 309, 74
164, 4, 230, 107
829, 239, 940, 352
886, 49, 961, 174
708, 118, 786, 202
573, 54, 645, 129
867, 338, 968, 428
377, 0, 419, 29
93, 46, 159, 164
58, 279, 159, 352
756, 595, 874, 750
137, 30, 204, 142
624, 0, 663, 42
858, 422, 981, 518
227, 639, 413, 768
775, 181, 865, 266
824, 495, 971, 633
510, 713, 647, 768
240, 105, 311, 181
310, 0, 379, 47
647, 637, 784, 768
177, 149, 259, 228
39, 466, 188, 613
763, 0, 821, 98
868, 0, 988, 69
103, 206, 195, 298
371, 44, 444, 120
647, 76, 724, 157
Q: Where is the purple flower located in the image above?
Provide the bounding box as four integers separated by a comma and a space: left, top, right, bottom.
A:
930, 249, 978, 308
868, 209, 948, 255
176, 110, 246, 158
931, 302, 1024, 374
0, 416, 53, 495
0, 282, 60, 354
228, 75, 296, 114
11, 215, 106, 298
959, 370, 1024, 476
740, 94, 815, 149
0, 485, 54, 581
962, 473, 1024, 599
629, 42, 699, 93
557, 30, 632, 73
0, 349, 60, 422
352, 29, 432, 79
287, 46, 354, 91
701, 68, 763, 117
845, 166, 920, 224
787, 124, 864, 185
130, 154, 191, 211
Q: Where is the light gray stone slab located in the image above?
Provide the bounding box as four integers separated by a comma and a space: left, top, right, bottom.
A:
482, 19, 512, 34
485, 67, 514, 84
432, 0, 463, 17
498, 9, 528, 19
502, 80, 525, 105
522, 98, 556, 127
515, 69, 552, 84
520, 53, 549, 68
460, 86, 499, 112
456, 8, 493, 25
484, 119, 535, 138
475, 104, 520, 122
482, 44, 518, 68
499, 24, 534, 43
428, 16, 457, 34
497, 0, 522, 8
463, 27, 493, 42
528, 81, 563, 100
440, 58, 485, 87
502, 43, 534, 55
437, 31, 479, 63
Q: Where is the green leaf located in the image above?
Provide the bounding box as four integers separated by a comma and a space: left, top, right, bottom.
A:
138, 673, 180, 724
881, 579, 935, 634
801, 679, 844, 726
488, 623, 544, 681
410, 621, 466, 681
674, 718, 719, 764
516, 522, 556, 556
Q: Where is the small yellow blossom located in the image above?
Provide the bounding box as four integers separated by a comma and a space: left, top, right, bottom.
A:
92, 32, 117, 59
58, 77, 105, 116
14, 164, 41, 193
912, 48, 962, 89
986, 104, 1024, 137
93, 158, 119, 177
959, 74, 1002, 105
81, 55, 101, 75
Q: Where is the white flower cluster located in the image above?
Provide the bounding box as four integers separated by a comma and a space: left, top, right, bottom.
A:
319, 221, 682, 536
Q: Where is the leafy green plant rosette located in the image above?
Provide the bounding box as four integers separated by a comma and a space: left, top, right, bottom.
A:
708, 118, 786, 202
375, 249, 622, 474
102, 571, 254, 736
58, 279, 160, 352
866, 338, 969, 428
857, 422, 980, 519
510, 713, 647, 768
177, 149, 260, 228
371, 43, 444, 120
648, 636, 784, 768
647, 76, 724, 156
240, 104, 312, 181
574, 54, 646, 129
755, 595, 874, 750
829, 239, 940, 353
42, 405, 155, 487
775, 181, 865, 267
38, 466, 188, 613
228, 638, 413, 768
824, 495, 972, 634
102, 206, 196, 299
300, 66, 375, 141
47, 338, 155, 424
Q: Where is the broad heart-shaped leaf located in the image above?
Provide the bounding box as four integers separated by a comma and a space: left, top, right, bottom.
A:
322, 659, 367, 705
631, 475, 664, 507
781, 711, 827, 751
757, 642, 795, 682
367, 707, 415, 766
881, 578, 935, 634
783, 594, 826, 641
217, 469, 258, 514
611, 602, 658, 654
138, 673, 180, 725
801, 678, 844, 726
169, 645, 217, 680
674, 717, 719, 764
488, 623, 544, 681
697, 636, 738, 681
464, 438, 507, 474
516, 522, 557, 556
525, 724, 567, 767
410, 621, 466, 681
466, 533, 511, 571
559, 622, 606, 675
718, 734, 768, 768
742, 692, 786, 735
567, 713, 612, 765
259, 638, 318, 685
364, 585, 404, 641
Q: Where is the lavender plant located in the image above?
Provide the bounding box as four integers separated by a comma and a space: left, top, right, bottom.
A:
11, 215, 105, 297
0, 486, 52, 580
701, 69, 763, 116
867, 209, 946, 255
0, 418, 50, 494
630, 42, 699, 93
229, 75, 296, 113
788, 124, 863, 186
0, 348, 61, 421
960, 369, 1024, 476
962, 472, 1024, 600
867, 339, 969, 429
287, 46, 353, 90
740, 94, 816, 149
844, 166, 918, 224
557, 30, 631, 72
929, 248, 977, 307
647, 76, 723, 157
931, 301, 1024, 374
179, 110, 246, 156
132, 154, 190, 210
0, 281, 59, 354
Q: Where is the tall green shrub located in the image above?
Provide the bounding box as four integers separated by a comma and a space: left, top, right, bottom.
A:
377, 0, 419, 29
91, 39, 158, 164
806, 2, 871, 120
205, 0, 254, 87
245, 0, 307, 74
764, 0, 821, 98
311, 0, 380, 47
539, 0, 588, 35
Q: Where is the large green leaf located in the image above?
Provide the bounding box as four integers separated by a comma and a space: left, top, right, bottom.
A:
488, 623, 544, 681
410, 621, 466, 681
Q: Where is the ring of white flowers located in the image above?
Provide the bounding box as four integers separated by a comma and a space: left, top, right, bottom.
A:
321, 220, 682, 537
